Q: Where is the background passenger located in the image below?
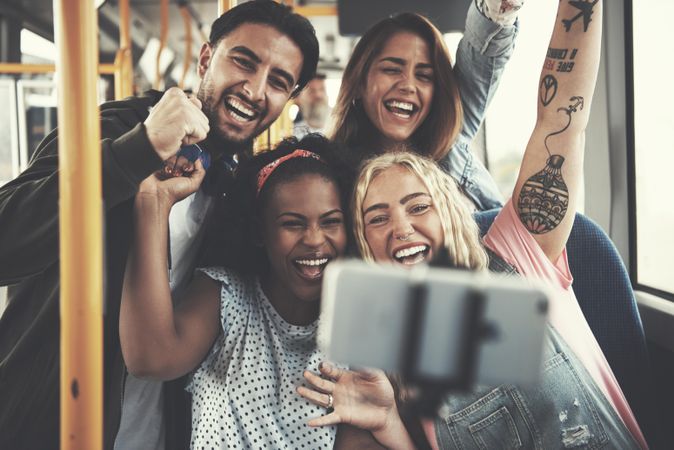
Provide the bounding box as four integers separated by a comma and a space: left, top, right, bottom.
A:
294, 73, 331, 138
121, 135, 350, 448
301, 1, 648, 448
329, 1, 523, 211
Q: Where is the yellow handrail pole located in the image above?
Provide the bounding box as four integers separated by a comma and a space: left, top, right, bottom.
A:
155, 0, 169, 89
100, 63, 116, 75
0, 63, 56, 73
218, 0, 237, 16
119, 0, 133, 98
114, 50, 124, 100
113, 49, 132, 100
179, 5, 192, 89
54, 0, 103, 448
0, 63, 115, 74
293, 5, 337, 17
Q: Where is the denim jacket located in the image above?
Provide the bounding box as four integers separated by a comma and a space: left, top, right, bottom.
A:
438, 1, 519, 211
432, 252, 641, 449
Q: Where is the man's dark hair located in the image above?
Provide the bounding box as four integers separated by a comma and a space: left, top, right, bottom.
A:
209, 0, 319, 98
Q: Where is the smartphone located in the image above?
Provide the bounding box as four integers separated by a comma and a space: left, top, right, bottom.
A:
159, 144, 211, 180
318, 260, 549, 387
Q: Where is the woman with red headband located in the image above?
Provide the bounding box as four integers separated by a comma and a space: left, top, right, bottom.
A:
120, 134, 351, 448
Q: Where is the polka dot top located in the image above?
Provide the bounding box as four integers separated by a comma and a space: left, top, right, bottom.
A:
186, 267, 336, 449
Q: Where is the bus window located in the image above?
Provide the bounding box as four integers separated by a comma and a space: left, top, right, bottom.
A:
0, 80, 19, 184
21, 28, 55, 64
17, 80, 57, 167
632, 0, 674, 297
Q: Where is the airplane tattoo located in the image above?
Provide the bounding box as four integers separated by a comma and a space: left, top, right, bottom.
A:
563, 0, 599, 32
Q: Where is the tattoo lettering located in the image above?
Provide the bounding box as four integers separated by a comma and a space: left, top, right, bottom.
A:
545, 47, 579, 73
563, 0, 599, 32
547, 48, 569, 59
540, 75, 558, 106
557, 61, 575, 73
518, 96, 584, 234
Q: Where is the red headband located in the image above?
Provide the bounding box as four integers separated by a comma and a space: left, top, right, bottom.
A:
256, 149, 323, 197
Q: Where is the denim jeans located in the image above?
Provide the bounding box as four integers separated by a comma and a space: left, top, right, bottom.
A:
439, 1, 519, 211
434, 326, 640, 449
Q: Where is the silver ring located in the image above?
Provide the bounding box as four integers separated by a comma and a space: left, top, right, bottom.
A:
397, 233, 411, 241
327, 393, 333, 409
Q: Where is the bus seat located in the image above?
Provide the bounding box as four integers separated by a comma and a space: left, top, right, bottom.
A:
474, 209, 658, 444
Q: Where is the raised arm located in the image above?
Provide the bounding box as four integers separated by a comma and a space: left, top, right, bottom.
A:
454, 0, 522, 141
439, 1, 522, 211
120, 163, 220, 380
513, 0, 602, 261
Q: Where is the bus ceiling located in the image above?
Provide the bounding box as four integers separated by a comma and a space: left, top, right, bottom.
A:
0, 0, 473, 78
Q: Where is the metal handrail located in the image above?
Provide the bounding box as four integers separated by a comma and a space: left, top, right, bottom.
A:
155, 0, 169, 89
54, 0, 103, 448
294, 5, 337, 16
0, 62, 115, 74
219, 0, 237, 16
179, 5, 193, 89
115, 0, 133, 99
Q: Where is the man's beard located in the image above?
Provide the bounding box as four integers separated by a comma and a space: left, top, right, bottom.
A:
197, 82, 260, 159
203, 112, 255, 159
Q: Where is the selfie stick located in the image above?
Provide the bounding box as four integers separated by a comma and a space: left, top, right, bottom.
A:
401, 265, 488, 416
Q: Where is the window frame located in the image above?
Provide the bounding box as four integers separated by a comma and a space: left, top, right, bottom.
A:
0, 79, 20, 183
626, 0, 674, 302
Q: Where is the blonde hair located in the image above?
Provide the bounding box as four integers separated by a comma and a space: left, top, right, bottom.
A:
328, 13, 463, 160
352, 152, 488, 270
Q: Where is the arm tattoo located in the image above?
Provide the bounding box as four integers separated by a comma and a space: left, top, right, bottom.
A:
540, 75, 558, 106
517, 97, 584, 234
544, 47, 579, 73
563, 0, 599, 32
